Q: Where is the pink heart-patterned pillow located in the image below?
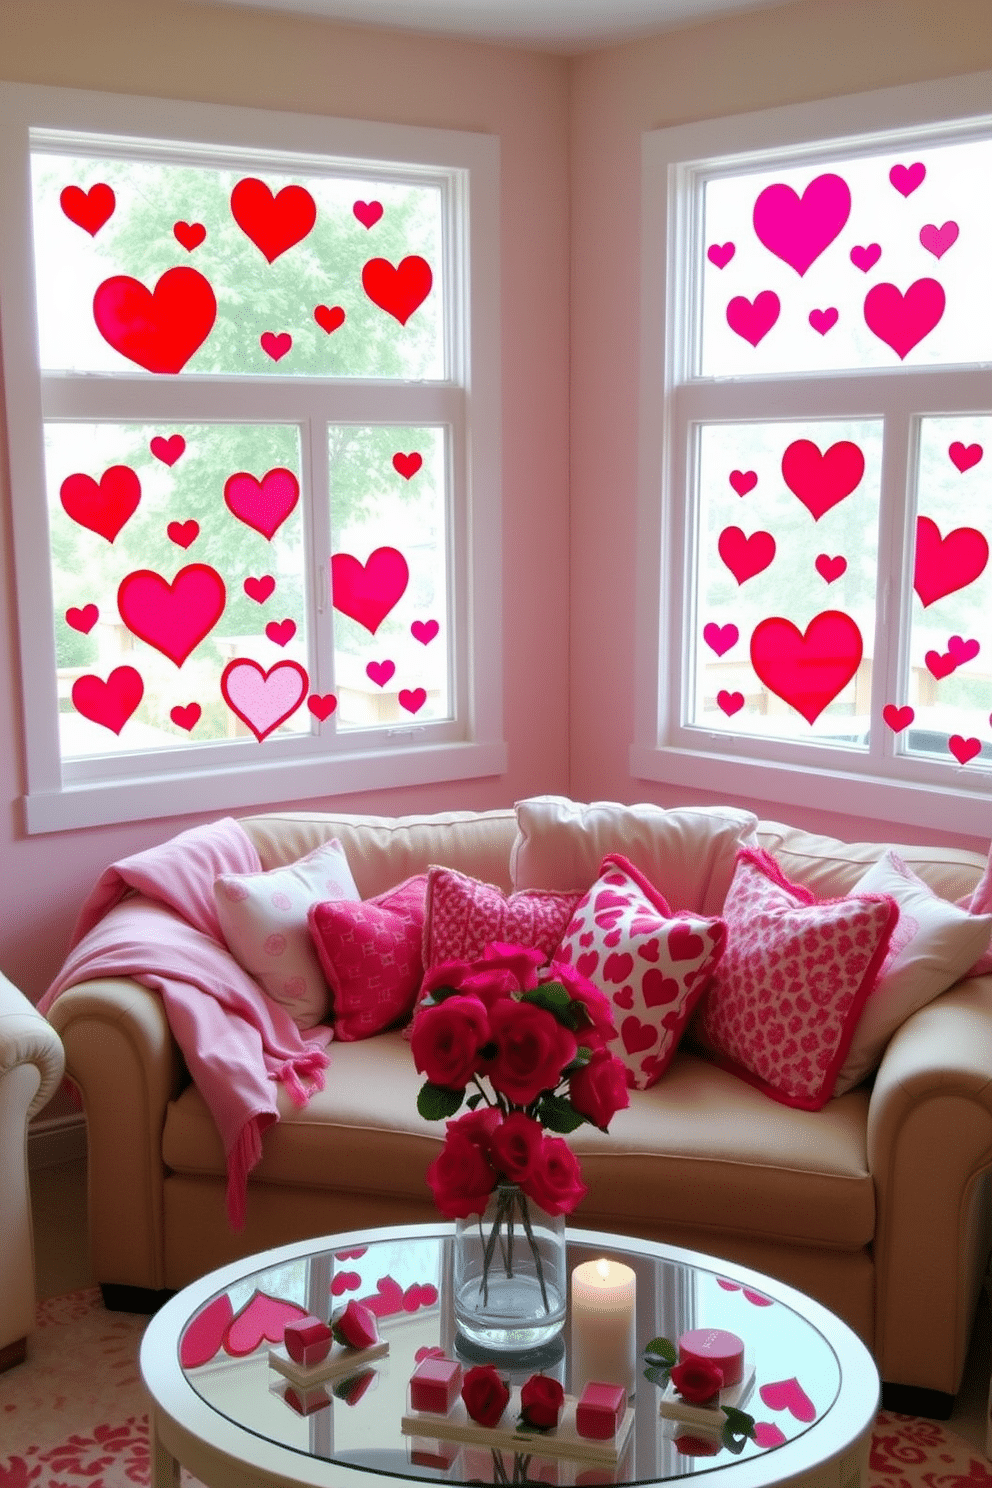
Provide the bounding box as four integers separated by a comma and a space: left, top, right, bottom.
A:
422, 867, 580, 971
308, 875, 428, 1041
551, 854, 726, 1090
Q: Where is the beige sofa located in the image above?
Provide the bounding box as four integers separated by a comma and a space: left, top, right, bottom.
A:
47, 803, 992, 1418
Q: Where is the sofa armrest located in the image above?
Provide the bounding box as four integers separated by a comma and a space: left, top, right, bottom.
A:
47, 979, 185, 1292
867, 973, 992, 1396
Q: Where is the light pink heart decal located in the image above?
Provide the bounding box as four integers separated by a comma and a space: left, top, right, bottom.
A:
93, 267, 216, 374
752, 172, 851, 276
850, 243, 881, 272
180, 1294, 234, 1369
392, 452, 422, 479
718, 526, 775, 584
71, 666, 143, 735
753, 1423, 787, 1449
118, 563, 226, 667
171, 702, 201, 732
750, 609, 863, 724
782, 439, 864, 520
66, 604, 99, 634
230, 178, 316, 263
366, 659, 396, 687
353, 200, 384, 228
411, 619, 439, 645
949, 442, 983, 473
331, 546, 409, 634
224, 468, 299, 540
729, 469, 757, 496
707, 242, 735, 268
925, 649, 956, 680
221, 658, 309, 742
882, 703, 914, 733
60, 182, 115, 235
399, 687, 427, 714
703, 622, 739, 656
265, 618, 296, 646
362, 255, 433, 325
808, 307, 838, 335
726, 290, 780, 347
914, 516, 989, 607
173, 221, 206, 251
307, 693, 337, 721
717, 690, 744, 716
947, 635, 980, 665
244, 575, 275, 604
949, 736, 982, 766
260, 331, 292, 361
815, 554, 847, 583
61, 465, 140, 543
150, 434, 186, 466
759, 1378, 816, 1422
919, 221, 958, 259
167, 519, 199, 549
889, 161, 926, 196
863, 278, 944, 360
314, 304, 345, 334
223, 1291, 308, 1356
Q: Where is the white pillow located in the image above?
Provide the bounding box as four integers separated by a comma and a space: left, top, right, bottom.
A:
833, 850, 992, 1095
214, 838, 360, 1030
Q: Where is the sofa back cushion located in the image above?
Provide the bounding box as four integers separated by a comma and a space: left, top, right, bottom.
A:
754, 822, 986, 905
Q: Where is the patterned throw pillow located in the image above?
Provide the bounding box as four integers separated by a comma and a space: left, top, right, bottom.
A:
214, 838, 360, 1030
692, 847, 899, 1109
308, 875, 428, 1041
552, 854, 727, 1090
422, 867, 580, 970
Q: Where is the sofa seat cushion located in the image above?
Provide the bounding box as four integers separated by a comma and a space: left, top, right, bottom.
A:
162, 1034, 873, 1251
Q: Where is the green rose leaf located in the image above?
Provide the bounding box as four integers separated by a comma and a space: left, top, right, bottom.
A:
417, 1082, 465, 1121
535, 1093, 585, 1133
644, 1336, 678, 1366
521, 983, 582, 1029
721, 1406, 756, 1453
643, 1363, 671, 1388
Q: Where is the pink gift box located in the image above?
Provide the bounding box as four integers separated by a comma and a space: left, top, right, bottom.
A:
409, 1355, 463, 1414
576, 1382, 627, 1441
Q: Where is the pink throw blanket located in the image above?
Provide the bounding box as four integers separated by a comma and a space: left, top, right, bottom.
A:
39, 818, 331, 1228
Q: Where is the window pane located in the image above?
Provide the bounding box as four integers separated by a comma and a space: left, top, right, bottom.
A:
700, 136, 992, 377
47, 422, 309, 757
329, 426, 449, 729
32, 151, 443, 379
691, 420, 881, 744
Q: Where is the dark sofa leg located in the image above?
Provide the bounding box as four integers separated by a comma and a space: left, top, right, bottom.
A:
100, 1283, 176, 1315
0, 1337, 27, 1373
881, 1381, 955, 1419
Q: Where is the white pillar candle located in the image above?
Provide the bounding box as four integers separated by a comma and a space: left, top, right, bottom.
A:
570, 1257, 637, 1396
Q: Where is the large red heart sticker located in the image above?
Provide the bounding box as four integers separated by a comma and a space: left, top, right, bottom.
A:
117, 563, 226, 666
331, 546, 409, 634
781, 439, 865, 520
913, 516, 989, 608
221, 658, 309, 741
60, 183, 115, 235
752, 172, 851, 277
60, 465, 140, 543
230, 178, 317, 262
224, 468, 299, 541
718, 526, 776, 585
361, 255, 433, 325
93, 267, 216, 374
863, 278, 944, 360
71, 666, 143, 734
750, 610, 863, 724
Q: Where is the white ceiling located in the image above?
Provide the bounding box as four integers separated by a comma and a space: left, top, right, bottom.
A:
198, 0, 803, 53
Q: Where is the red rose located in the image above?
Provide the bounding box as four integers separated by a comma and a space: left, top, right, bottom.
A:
568, 1047, 630, 1130
454, 1105, 502, 1152
480, 942, 545, 990
486, 1000, 577, 1106
411, 994, 490, 1089
519, 1373, 564, 1430
522, 1135, 587, 1216
670, 1358, 724, 1404
489, 1111, 544, 1183
461, 1363, 510, 1427
331, 1299, 379, 1351
547, 961, 618, 1046
426, 1123, 496, 1218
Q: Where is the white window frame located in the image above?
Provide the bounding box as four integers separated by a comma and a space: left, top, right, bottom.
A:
632, 70, 992, 840
0, 82, 504, 834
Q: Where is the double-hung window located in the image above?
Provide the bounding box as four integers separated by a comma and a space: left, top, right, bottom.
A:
0, 83, 503, 833
634, 72, 991, 837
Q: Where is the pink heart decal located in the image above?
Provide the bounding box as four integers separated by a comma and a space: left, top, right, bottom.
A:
362, 255, 433, 325
366, 659, 396, 687
93, 267, 216, 374
71, 666, 143, 734
335, 1248, 367, 1260
167, 519, 199, 549
180, 1294, 234, 1369
331, 546, 409, 634
118, 564, 226, 666
850, 243, 881, 272
60, 182, 115, 235
353, 200, 384, 228
150, 434, 186, 466
642, 970, 680, 1007
60, 465, 140, 543
66, 604, 99, 634
726, 290, 780, 347
889, 161, 926, 196
221, 658, 309, 742
808, 307, 838, 335
170, 702, 201, 732
224, 1291, 308, 1356
863, 278, 945, 360
743, 1289, 772, 1306
703, 622, 739, 656
759, 1378, 816, 1422
925, 649, 956, 680
411, 618, 439, 644
360, 1275, 405, 1317
225, 468, 299, 540
637, 938, 660, 963
753, 172, 851, 276
399, 688, 426, 714
314, 304, 346, 334
330, 1270, 362, 1296
814, 553, 846, 583
707, 242, 735, 268
621, 1016, 657, 1054
919, 220, 958, 258
750, 610, 863, 724
260, 331, 292, 361
173, 221, 206, 252
392, 452, 422, 479
307, 693, 337, 721
717, 690, 745, 716
949, 442, 983, 473
716, 1279, 740, 1291
613, 986, 634, 1009
753, 1423, 787, 1449
595, 890, 629, 912
265, 618, 296, 646
729, 469, 757, 496
230, 178, 316, 262
882, 703, 914, 733
947, 635, 980, 665
913, 516, 989, 607
949, 735, 982, 765
718, 526, 775, 584
668, 925, 704, 961
244, 575, 275, 604
782, 439, 864, 520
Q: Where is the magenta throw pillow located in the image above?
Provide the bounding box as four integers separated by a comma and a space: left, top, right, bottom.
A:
422, 867, 580, 970
308, 875, 427, 1041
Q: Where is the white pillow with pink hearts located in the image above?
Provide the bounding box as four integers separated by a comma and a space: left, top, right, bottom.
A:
551, 853, 727, 1090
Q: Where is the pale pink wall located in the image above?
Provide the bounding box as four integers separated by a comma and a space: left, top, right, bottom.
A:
0, 0, 571, 997
568, 0, 992, 852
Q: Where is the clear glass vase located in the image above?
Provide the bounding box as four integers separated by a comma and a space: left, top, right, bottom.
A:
453, 1183, 567, 1352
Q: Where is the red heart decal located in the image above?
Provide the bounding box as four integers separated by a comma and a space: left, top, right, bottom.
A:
949, 442, 983, 473
718, 690, 745, 716
335, 1248, 367, 1260
331, 546, 409, 634
230, 178, 316, 262
613, 986, 634, 1009
750, 610, 863, 724
180, 1293, 234, 1369
399, 688, 426, 714
170, 703, 202, 732
60, 183, 115, 235
707, 242, 735, 268
118, 564, 225, 667
814, 553, 846, 583
392, 452, 422, 479
726, 290, 779, 346
61, 465, 140, 543
353, 200, 384, 228
66, 604, 98, 634
221, 658, 309, 742
308, 693, 337, 721
244, 575, 275, 604
621, 1016, 657, 1054
360, 1275, 405, 1317
314, 304, 345, 334
361, 255, 433, 325
330, 1270, 362, 1296
412, 619, 439, 644
224, 1291, 308, 1356
925, 649, 956, 680
703, 622, 739, 656
728, 470, 757, 496
642, 970, 680, 1007
265, 618, 296, 646
808, 307, 838, 335
863, 278, 944, 360
782, 439, 864, 520
71, 666, 143, 734
759, 1378, 816, 1421
668, 925, 705, 961
919, 220, 958, 259
366, 659, 396, 687
174, 221, 206, 251
744, 1288, 772, 1306
850, 243, 881, 272
93, 267, 216, 374
882, 703, 914, 733
949, 735, 982, 765
914, 516, 989, 607
167, 519, 199, 549
225, 468, 299, 540
716, 1279, 740, 1291
718, 526, 775, 584
947, 635, 980, 665
889, 161, 925, 196
150, 434, 186, 466
753, 172, 850, 276
260, 331, 291, 361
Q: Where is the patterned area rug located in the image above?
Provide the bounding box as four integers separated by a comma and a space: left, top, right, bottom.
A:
0, 1289, 988, 1487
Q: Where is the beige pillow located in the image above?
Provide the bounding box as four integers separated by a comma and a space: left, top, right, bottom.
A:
510, 796, 758, 915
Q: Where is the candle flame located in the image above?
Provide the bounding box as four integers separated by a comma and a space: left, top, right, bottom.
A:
596, 1257, 610, 1281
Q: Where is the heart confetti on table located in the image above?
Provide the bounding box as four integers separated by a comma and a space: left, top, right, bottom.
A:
222, 1291, 308, 1356
180, 1293, 234, 1369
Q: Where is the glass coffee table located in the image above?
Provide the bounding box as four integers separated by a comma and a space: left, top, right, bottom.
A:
140, 1223, 878, 1488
